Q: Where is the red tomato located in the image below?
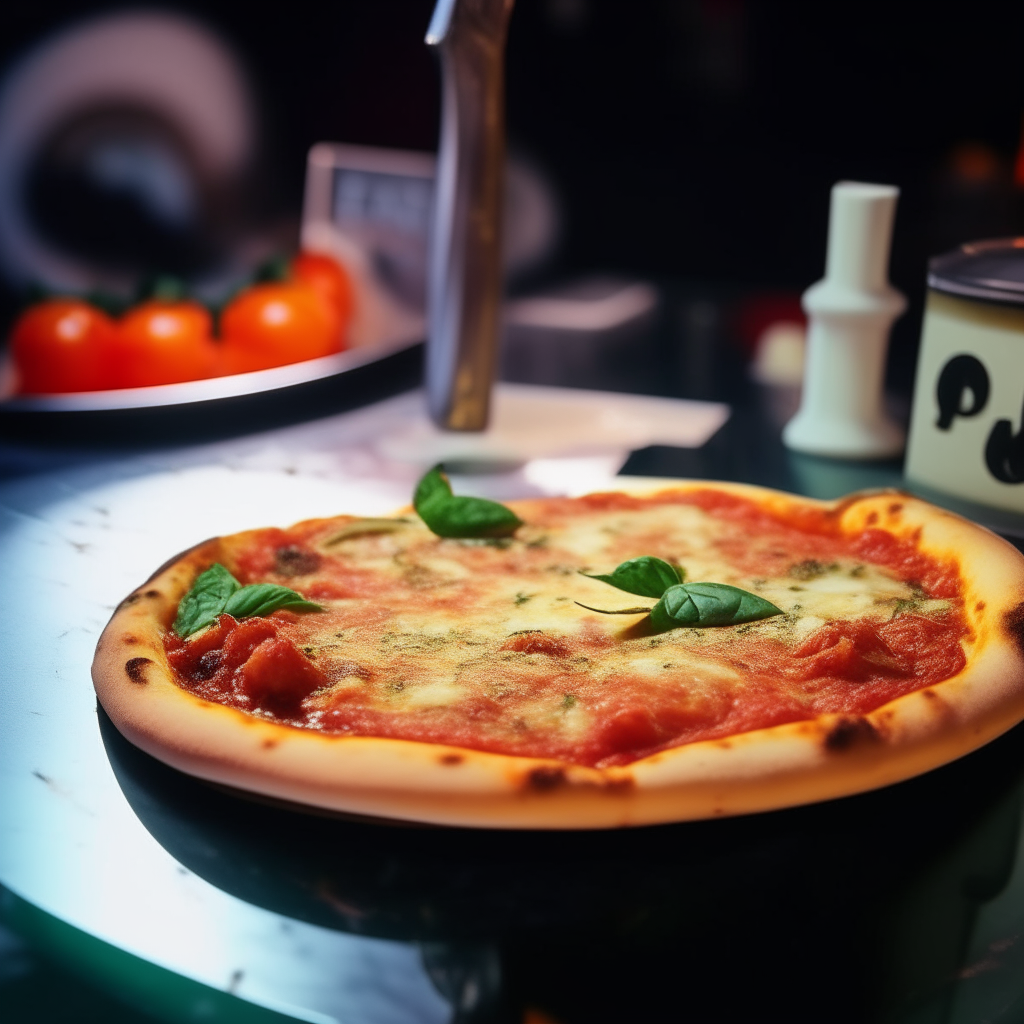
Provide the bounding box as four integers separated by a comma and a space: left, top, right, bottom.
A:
113, 301, 217, 387
10, 299, 118, 394
219, 282, 341, 374
290, 251, 354, 345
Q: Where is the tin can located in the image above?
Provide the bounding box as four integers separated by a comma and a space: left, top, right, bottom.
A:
905, 240, 1024, 513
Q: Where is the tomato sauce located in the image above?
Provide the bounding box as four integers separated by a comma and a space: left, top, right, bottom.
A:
165, 615, 328, 716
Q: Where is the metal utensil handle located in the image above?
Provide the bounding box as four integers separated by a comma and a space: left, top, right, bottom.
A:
425, 0, 514, 431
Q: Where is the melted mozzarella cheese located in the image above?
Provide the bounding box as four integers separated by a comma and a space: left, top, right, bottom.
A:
281, 498, 960, 757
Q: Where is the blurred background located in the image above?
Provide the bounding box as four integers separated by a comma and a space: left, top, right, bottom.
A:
3, 0, 1024, 400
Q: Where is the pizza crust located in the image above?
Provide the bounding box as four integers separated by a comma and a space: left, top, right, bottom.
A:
92, 481, 1024, 829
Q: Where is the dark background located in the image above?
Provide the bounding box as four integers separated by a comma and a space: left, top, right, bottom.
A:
4, 0, 1024, 392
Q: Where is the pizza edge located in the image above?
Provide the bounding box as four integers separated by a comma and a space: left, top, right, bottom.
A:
91, 480, 1024, 829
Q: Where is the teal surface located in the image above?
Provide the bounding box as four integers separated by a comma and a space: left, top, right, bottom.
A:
0, 887, 304, 1024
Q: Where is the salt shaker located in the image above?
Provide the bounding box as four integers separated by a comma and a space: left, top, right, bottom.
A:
782, 182, 907, 459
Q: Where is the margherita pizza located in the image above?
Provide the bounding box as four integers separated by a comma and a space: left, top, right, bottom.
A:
92, 475, 1024, 828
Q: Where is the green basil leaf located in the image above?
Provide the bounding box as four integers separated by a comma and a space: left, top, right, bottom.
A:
413, 464, 523, 539
650, 583, 782, 632
414, 464, 453, 510
649, 585, 699, 630
733, 588, 784, 623
173, 563, 240, 637
583, 556, 684, 598
223, 584, 323, 620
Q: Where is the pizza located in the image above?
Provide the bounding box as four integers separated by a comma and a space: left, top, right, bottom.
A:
92, 475, 1024, 829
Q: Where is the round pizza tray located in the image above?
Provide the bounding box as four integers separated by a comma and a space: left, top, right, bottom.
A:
0, 337, 423, 444
100, 705, 1024, 940
100, 705, 1024, 1020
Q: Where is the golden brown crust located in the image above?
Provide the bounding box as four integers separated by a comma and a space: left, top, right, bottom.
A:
92, 481, 1024, 829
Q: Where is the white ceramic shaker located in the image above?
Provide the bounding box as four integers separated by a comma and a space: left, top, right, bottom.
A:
783, 181, 907, 459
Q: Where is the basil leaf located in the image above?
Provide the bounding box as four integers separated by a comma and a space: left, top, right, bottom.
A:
173, 563, 240, 637
583, 556, 684, 599
414, 464, 452, 510
414, 464, 523, 539
173, 564, 322, 639
223, 584, 323, 619
650, 583, 781, 632
733, 588, 784, 623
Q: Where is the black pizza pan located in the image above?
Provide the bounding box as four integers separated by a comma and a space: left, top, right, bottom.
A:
99, 706, 1024, 1024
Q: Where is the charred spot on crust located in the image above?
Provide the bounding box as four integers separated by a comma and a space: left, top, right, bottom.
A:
1003, 602, 1024, 654
439, 753, 463, 765
918, 688, 954, 723
824, 716, 880, 752
119, 589, 162, 611
888, 502, 904, 516
262, 739, 278, 749
274, 545, 322, 577
125, 657, 153, 684
976, 601, 987, 613
527, 766, 566, 791
830, 489, 909, 526
123, 636, 138, 645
